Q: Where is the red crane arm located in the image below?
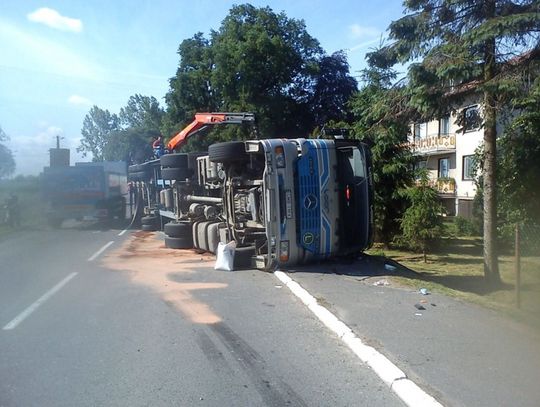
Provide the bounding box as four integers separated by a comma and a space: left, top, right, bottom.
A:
166, 112, 255, 151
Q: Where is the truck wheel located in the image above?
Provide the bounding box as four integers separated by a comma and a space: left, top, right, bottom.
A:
161, 167, 192, 181
160, 153, 189, 168
234, 245, 256, 269
165, 235, 193, 249
208, 141, 248, 163
164, 221, 191, 238
142, 224, 156, 232
141, 215, 157, 225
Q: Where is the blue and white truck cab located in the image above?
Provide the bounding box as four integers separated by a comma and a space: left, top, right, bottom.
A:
208, 137, 374, 270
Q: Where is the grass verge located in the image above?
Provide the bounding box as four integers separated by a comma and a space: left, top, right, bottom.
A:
367, 237, 540, 329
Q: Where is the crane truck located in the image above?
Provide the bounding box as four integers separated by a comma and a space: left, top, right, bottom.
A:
128, 112, 373, 271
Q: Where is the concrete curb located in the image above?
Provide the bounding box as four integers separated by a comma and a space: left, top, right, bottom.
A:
274, 270, 444, 407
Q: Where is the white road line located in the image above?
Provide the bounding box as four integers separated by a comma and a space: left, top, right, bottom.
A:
118, 228, 129, 236
3, 272, 78, 330
274, 270, 444, 407
87, 241, 114, 261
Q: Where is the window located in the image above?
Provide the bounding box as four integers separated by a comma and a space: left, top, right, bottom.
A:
414, 122, 427, 140
462, 155, 475, 180
463, 106, 481, 132
439, 116, 450, 135
438, 158, 449, 178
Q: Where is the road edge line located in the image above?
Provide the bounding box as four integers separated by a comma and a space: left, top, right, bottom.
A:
274, 270, 444, 407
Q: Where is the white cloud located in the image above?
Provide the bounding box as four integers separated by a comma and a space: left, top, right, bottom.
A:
68, 94, 92, 107
27, 7, 82, 33
348, 24, 380, 40
350, 38, 381, 52
0, 21, 102, 81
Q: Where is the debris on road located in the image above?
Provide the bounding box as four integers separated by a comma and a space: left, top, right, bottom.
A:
414, 303, 426, 310
420, 288, 430, 295
415, 313, 423, 316
373, 279, 390, 286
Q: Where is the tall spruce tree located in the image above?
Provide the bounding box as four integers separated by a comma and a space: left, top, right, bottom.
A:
369, 0, 540, 284
351, 66, 417, 245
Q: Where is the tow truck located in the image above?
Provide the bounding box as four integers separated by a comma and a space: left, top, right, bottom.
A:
128, 112, 373, 270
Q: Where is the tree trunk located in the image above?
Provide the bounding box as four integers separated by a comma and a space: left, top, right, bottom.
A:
482, 3, 501, 285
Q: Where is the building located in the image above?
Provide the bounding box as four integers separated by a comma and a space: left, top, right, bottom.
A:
409, 103, 483, 218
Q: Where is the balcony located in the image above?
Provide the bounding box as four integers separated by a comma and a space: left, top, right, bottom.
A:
416, 177, 456, 195
409, 134, 456, 155
434, 177, 456, 194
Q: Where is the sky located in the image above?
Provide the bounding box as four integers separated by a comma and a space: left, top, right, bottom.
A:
0, 0, 406, 175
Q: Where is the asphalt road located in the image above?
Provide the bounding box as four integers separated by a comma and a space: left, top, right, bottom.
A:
0, 225, 404, 407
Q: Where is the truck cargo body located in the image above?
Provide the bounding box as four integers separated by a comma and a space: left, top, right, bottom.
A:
43, 162, 127, 225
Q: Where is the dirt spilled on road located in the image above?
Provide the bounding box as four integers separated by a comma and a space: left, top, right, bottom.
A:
103, 231, 227, 324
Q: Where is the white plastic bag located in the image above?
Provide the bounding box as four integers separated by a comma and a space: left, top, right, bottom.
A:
214, 241, 236, 271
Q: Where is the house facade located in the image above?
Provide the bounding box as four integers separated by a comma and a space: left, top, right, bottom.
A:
409, 104, 483, 218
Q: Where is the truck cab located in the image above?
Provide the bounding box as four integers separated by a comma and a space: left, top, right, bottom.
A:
208, 137, 373, 270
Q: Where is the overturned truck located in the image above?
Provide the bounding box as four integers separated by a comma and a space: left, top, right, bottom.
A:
129, 113, 373, 271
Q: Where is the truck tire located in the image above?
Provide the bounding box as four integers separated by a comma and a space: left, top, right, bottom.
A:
208, 141, 248, 163
142, 224, 156, 232
160, 153, 189, 168
141, 215, 157, 225
165, 235, 193, 249
161, 167, 192, 181
164, 221, 191, 238
234, 245, 256, 269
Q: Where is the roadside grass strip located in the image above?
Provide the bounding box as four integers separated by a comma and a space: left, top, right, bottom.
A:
274, 270, 444, 407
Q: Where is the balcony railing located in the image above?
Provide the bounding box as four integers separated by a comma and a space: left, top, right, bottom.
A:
416, 177, 456, 194
434, 177, 456, 194
409, 134, 456, 155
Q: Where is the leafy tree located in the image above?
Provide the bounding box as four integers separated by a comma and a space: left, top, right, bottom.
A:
0, 126, 16, 179
78, 106, 120, 161
210, 4, 322, 138
162, 33, 216, 138
350, 66, 417, 246
103, 127, 157, 164
119, 94, 164, 131
79, 95, 164, 163
165, 4, 360, 146
311, 51, 358, 127
497, 76, 540, 228
400, 173, 445, 262
369, 0, 540, 284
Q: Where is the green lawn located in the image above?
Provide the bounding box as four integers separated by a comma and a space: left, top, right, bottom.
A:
367, 237, 540, 328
